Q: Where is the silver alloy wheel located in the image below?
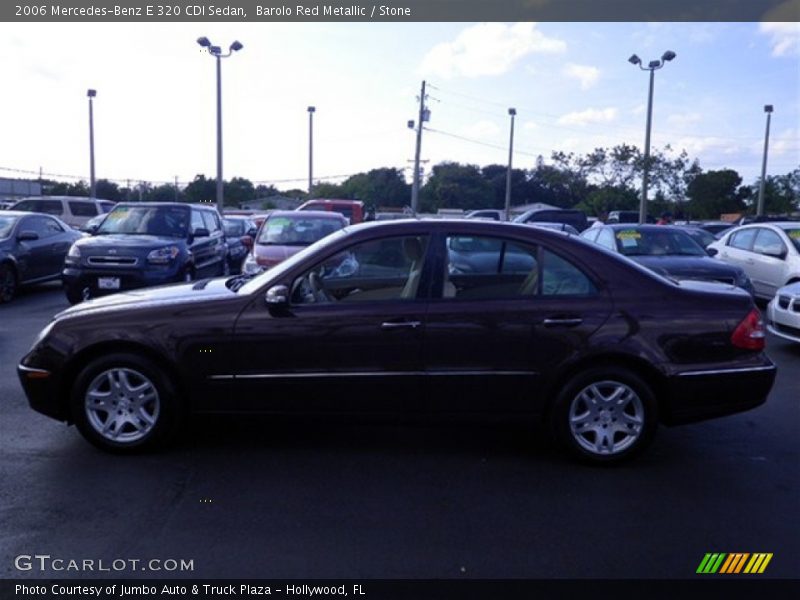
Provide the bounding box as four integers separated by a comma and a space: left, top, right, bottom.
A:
568, 380, 644, 456
84, 368, 160, 444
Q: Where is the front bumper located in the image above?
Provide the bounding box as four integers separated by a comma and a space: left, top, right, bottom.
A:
662, 359, 777, 425
63, 264, 183, 297
17, 362, 67, 422
766, 296, 800, 344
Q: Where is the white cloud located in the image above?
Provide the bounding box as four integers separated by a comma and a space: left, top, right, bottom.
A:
759, 22, 800, 57
563, 63, 600, 89
673, 136, 743, 157
419, 22, 566, 79
557, 107, 618, 126
771, 128, 800, 158
523, 121, 539, 131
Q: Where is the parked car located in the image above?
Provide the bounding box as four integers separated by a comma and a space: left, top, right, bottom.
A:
243, 210, 347, 274
79, 213, 107, 234
581, 224, 753, 294
680, 225, 718, 249
0, 211, 83, 302
765, 282, 800, 344
527, 221, 580, 235
19, 220, 775, 463
707, 222, 800, 301
9, 196, 113, 229
297, 199, 364, 224
0, 200, 17, 210
223, 216, 257, 274
62, 202, 228, 304
696, 221, 735, 236
513, 208, 589, 232
465, 209, 506, 221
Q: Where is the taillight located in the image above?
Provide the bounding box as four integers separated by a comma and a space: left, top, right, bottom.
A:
731, 308, 766, 351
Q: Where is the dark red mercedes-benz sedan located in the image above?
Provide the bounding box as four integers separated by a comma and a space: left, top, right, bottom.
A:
18, 219, 776, 463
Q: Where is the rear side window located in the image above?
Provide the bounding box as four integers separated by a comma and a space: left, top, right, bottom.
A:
14, 199, 64, 215
541, 250, 596, 296
752, 229, 785, 256
68, 201, 98, 217
729, 229, 757, 251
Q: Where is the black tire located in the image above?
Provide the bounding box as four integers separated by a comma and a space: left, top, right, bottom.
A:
550, 367, 657, 464
0, 263, 17, 303
70, 353, 182, 453
64, 284, 85, 305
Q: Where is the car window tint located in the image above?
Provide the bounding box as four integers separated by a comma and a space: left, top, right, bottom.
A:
291, 235, 430, 304
68, 201, 98, 217
191, 210, 205, 232
201, 210, 220, 232
23, 215, 62, 239
39, 200, 64, 216
729, 228, 757, 251
581, 228, 599, 243
12, 200, 37, 212
752, 229, 785, 256
541, 250, 597, 296
444, 235, 538, 299
783, 228, 800, 252
0, 215, 17, 238
596, 228, 616, 251
223, 219, 244, 237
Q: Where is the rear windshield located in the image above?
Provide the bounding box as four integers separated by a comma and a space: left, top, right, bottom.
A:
257, 215, 344, 246
614, 228, 706, 257
96, 205, 190, 238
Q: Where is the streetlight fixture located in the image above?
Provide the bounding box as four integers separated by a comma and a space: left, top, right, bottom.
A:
629, 50, 676, 224
504, 108, 516, 221
87, 89, 97, 198
307, 106, 316, 196
757, 104, 774, 217
197, 36, 243, 215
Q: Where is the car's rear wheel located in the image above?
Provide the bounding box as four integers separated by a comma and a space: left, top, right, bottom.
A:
70, 353, 181, 453
0, 263, 17, 303
551, 367, 657, 464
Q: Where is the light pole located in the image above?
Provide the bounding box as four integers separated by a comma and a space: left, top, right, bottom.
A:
197, 36, 243, 215
307, 106, 315, 196
504, 108, 516, 221
410, 79, 428, 215
629, 50, 676, 224
87, 89, 97, 198
757, 105, 774, 217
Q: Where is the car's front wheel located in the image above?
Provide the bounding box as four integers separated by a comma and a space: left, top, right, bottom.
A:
551, 367, 657, 464
70, 353, 181, 453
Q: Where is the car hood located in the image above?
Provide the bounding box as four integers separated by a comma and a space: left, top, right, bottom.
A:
776, 281, 800, 297
632, 255, 742, 280
55, 278, 235, 320
75, 234, 186, 250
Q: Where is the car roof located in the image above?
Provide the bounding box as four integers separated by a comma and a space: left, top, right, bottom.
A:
604, 224, 687, 232
270, 210, 347, 219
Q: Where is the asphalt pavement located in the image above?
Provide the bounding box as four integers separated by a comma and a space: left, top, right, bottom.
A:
1, 282, 798, 579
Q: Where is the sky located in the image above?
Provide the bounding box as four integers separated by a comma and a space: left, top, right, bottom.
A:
0, 21, 798, 193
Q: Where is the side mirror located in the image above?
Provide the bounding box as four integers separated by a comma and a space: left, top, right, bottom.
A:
192, 227, 210, 238
265, 284, 289, 306
17, 230, 39, 242
706, 247, 718, 257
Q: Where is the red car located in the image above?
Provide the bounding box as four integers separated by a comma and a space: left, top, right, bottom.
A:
242, 210, 348, 274
297, 199, 365, 224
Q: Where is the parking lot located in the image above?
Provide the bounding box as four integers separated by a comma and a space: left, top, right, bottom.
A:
1, 281, 799, 579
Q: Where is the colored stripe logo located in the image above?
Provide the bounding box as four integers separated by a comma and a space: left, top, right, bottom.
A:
697, 553, 773, 574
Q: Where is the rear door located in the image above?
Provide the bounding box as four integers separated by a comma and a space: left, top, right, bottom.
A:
719, 227, 758, 275
750, 228, 789, 297
420, 231, 612, 414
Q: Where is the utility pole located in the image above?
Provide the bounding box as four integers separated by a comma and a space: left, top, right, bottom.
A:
87, 89, 97, 198
757, 105, 774, 217
308, 106, 316, 196
410, 80, 427, 214
504, 108, 516, 221
175, 176, 179, 202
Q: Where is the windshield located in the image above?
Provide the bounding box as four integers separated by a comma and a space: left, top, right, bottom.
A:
237, 228, 349, 295
614, 228, 706, 257
96, 205, 189, 237
257, 215, 344, 246
0, 215, 18, 239
781, 227, 800, 252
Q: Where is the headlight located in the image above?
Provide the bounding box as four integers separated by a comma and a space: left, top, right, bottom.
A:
147, 246, 180, 264
67, 244, 81, 258
242, 253, 263, 275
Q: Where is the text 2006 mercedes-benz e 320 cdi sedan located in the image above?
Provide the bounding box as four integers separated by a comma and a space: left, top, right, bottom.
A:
18, 220, 776, 463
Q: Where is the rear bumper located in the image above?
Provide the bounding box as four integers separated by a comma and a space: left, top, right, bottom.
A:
662, 361, 777, 425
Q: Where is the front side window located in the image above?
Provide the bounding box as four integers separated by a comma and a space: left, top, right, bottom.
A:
201, 210, 220, 232
22, 215, 63, 239
291, 235, 429, 305
729, 228, 757, 251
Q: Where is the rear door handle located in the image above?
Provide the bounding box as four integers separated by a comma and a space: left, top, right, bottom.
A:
542, 317, 583, 327
381, 320, 421, 330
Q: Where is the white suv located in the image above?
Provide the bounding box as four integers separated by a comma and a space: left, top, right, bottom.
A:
9, 196, 114, 229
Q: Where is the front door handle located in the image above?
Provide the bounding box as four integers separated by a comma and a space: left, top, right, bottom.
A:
381, 320, 422, 330
542, 317, 583, 327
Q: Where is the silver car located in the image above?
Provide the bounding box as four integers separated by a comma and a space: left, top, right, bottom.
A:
707, 222, 800, 301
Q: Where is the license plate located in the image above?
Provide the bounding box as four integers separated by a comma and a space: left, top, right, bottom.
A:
97, 277, 120, 290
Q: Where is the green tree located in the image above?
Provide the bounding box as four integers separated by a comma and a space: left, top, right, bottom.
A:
224, 177, 255, 207
311, 182, 345, 198
183, 175, 216, 204
94, 179, 122, 201
420, 162, 493, 212
340, 168, 411, 208
686, 169, 746, 219
480, 164, 528, 210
